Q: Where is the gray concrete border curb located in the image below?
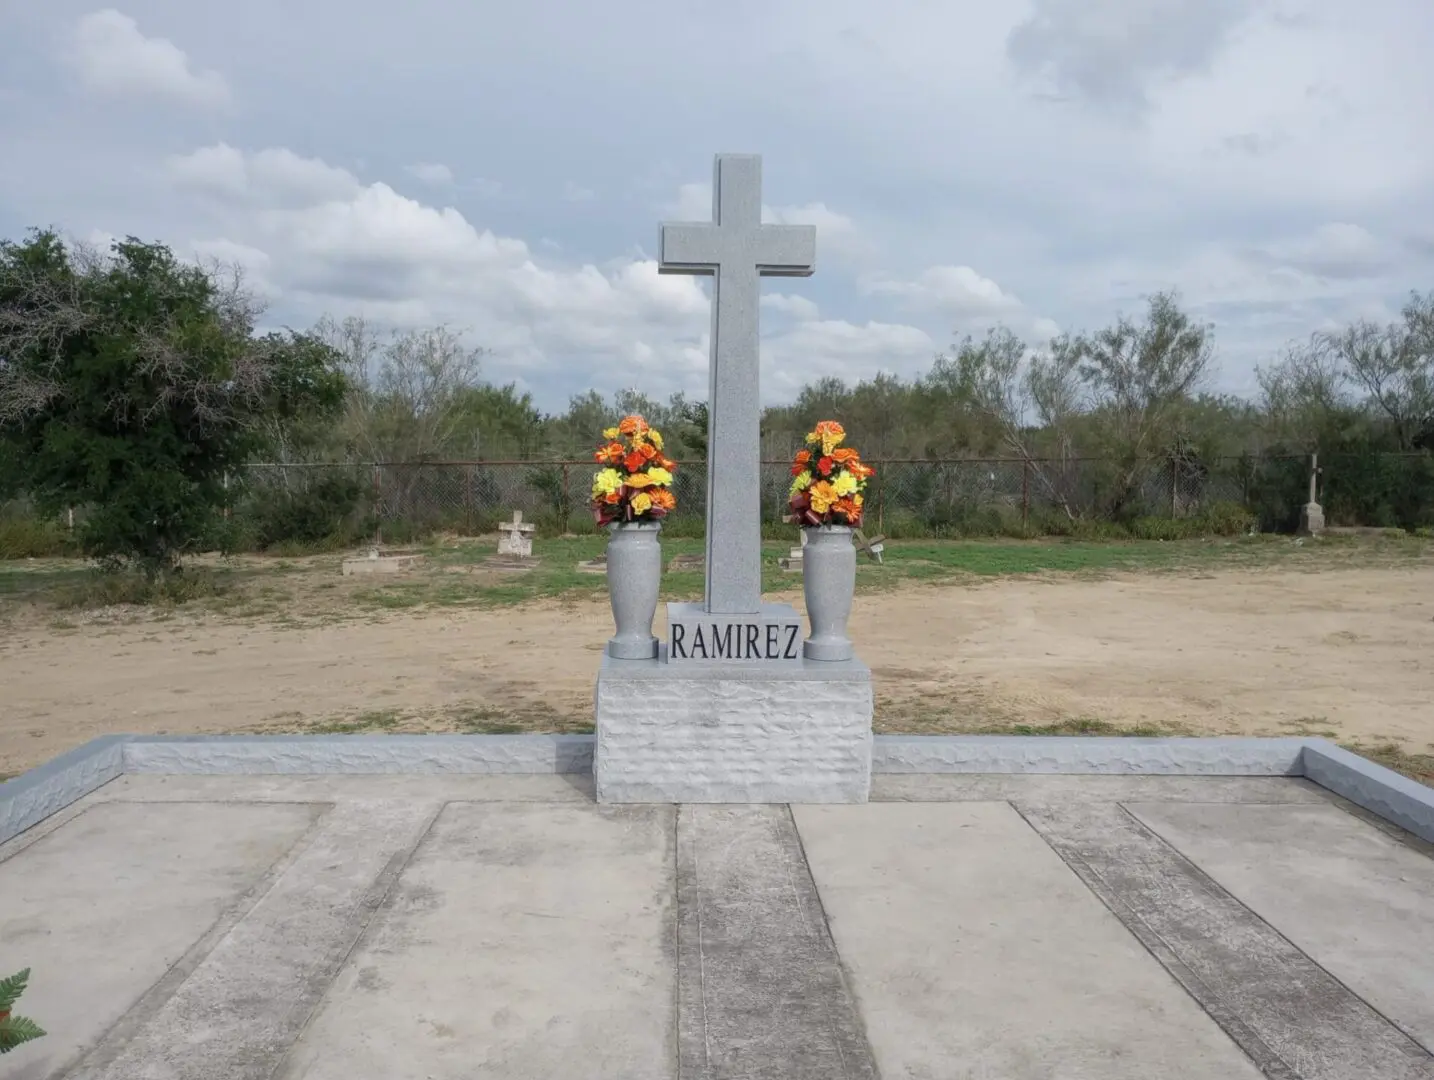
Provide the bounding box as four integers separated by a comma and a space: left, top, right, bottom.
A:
0, 735, 126, 845
3, 734, 1431, 845
1299, 739, 1434, 844
872, 735, 1308, 776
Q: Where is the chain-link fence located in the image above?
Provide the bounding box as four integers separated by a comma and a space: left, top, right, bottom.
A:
232, 453, 1434, 538
6, 453, 1429, 552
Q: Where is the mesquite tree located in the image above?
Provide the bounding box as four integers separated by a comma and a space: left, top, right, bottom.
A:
0, 230, 347, 576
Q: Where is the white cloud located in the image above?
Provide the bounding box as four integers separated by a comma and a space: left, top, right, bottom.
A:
762, 293, 821, 321
405, 162, 454, 185
1256, 223, 1390, 279
765, 319, 937, 398
865, 265, 1024, 316
164, 144, 722, 399
166, 144, 361, 206
67, 9, 229, 107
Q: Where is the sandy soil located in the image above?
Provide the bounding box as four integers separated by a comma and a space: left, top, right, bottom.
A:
2, 566, 1432, 775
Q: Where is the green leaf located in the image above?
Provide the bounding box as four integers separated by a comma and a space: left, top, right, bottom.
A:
0, 969, 30, 1010
0, 1015, 47, 1052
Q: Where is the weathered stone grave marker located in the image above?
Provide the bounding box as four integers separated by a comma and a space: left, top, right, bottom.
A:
593, 154, 874, 803
852, 528, 885, 564
1299, 453, 1325, 536
496, 510, 536, 558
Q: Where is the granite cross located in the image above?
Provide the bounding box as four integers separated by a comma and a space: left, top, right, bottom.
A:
659, 154, 816, 614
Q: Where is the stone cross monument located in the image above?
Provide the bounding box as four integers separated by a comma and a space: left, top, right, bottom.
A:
659, 154, 816, 614
592, 153, 874, 804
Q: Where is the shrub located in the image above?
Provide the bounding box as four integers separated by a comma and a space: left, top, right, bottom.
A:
0, 515, 78, 559
237, 473, 372, 552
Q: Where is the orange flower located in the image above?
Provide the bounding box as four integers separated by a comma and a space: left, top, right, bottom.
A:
595, 441, 625, 464
809, 480, 838, 514
812, 420, 845, 455
623, 451, 646, 473
831, 447, 859, 464
618, 414, 648, 436
794, 449, 811, 465
625, 472, 656, 489
639, 442, 657, 460
817, 455, 834, 477
650, 489, 676, 510
603, 490, 620, 504
834, 496, 860, 519
659, 456, 677, 470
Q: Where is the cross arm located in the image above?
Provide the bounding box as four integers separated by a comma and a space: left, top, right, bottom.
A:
658, 222, 719, 275
754, 224, 816, 277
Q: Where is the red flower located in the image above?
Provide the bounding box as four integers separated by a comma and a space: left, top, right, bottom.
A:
623, 451, 646, 473
817, 456, 834, 477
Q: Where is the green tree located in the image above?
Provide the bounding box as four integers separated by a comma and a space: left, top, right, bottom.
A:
0, 230, 347, 576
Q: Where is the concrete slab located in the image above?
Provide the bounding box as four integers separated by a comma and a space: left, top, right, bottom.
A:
278, 802, 676, 1080
1129, 800, 1434, 1051
3, 772, 1432, 1080
675, 805, 875, 1079
793, 801, 1265, 1080
1022, 800, 1433, 1080
0, 801, 320, 1079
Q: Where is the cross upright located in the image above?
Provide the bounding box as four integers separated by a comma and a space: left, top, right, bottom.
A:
659, 154, 816, 615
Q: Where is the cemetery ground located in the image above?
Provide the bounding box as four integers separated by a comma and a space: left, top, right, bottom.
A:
1, 532, 1431, 784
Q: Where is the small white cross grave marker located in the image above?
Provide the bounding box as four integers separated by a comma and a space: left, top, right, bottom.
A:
659, 154, 816, 615
496, 510, 536, 558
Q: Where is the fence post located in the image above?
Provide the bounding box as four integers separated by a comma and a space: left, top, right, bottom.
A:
1169, 459, 1179, 518
877, 467, 885, 534
1021, 459, 1030, 532
372, 464, 382, 547
464, 465, 474, 536
560, 463, 571, 535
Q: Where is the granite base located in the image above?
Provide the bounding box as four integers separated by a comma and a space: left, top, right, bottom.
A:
592, 651, 873, 803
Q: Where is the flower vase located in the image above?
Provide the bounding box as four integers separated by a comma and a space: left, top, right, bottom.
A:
802, 524, 856, 661
606, 520, 662, 659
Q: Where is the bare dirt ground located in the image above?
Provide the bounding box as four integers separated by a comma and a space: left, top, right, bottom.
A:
2, 561, 1431, 777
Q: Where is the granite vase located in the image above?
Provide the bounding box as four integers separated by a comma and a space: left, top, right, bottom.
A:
802, 524, 855, 661
606, 520, 662, 659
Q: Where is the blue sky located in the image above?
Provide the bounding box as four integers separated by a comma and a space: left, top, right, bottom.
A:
1, 0, 1431, 412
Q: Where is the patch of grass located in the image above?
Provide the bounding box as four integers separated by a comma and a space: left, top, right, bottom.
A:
306, 710, 403, 734
1342, 742, 1434, 787
49, 570, 235, 609
994, 717, 1174, 737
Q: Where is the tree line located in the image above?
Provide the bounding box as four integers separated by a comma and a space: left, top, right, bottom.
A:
2, 229, 1431, 574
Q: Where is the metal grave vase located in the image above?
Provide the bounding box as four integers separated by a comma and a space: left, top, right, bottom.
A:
606, 520, 662, 659
801, 524, 856, 661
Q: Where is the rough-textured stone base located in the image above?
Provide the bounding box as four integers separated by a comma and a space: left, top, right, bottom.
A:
593, 654, 873, 803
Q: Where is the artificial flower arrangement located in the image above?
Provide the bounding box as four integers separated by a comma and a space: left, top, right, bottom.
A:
788, 420, 874, 527
591, 414, 678, 525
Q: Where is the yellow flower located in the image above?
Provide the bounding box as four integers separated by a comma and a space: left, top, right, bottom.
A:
789, 472, 813, 495
852, 493, 863, 506
631, 492, 653, 514
832, 472, 858, 497
649, 429, 664, 450
602, 427, 620, 439
645, 466, 673, 486
809, 480, 838, 514
592, 467, 623, 496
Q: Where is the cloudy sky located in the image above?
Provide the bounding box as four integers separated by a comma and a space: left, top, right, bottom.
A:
2, 0, 1431, 411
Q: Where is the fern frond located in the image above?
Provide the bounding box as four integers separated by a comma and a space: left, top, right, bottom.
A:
0, 969, 30, 1011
